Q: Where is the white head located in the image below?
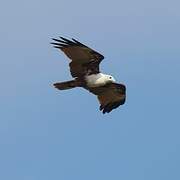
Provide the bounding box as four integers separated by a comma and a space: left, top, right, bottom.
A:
105, 75, 116, 83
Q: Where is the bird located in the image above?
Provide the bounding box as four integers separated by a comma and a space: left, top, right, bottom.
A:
51, 37, 126, 114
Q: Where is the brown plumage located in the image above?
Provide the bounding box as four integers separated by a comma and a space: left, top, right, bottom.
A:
51, 37, 104, 77
51, 37, 126, 114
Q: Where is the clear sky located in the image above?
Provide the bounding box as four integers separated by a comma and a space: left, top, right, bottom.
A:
0, 0, 180, 179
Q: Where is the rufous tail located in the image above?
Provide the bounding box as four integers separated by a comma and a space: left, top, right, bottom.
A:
53, 80, 80, 90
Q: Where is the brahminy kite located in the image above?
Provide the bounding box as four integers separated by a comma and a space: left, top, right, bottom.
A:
51, 37, 126, 114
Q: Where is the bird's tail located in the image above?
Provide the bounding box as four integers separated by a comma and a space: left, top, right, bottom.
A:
53, 80, 81, 90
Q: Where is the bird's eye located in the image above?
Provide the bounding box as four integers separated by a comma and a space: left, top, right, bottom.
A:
109, 77, 112, 79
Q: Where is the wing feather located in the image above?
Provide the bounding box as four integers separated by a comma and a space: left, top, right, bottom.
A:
88, 83, 126, 114
51, 37, 104, 77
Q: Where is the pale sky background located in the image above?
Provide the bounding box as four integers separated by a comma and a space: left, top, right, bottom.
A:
0, 0, 180, 180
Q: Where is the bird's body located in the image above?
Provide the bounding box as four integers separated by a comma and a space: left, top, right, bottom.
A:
51, 37, 126, 114
85, 73, 115, 87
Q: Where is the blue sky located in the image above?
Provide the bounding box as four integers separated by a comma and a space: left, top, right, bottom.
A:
0, 0, 180, 179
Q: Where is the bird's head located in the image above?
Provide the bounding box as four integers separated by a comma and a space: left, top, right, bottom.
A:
105, 75, 116, 83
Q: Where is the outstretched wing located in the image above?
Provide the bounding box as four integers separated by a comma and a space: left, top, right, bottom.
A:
51, 37, 104, 77
88, 83, 126, 114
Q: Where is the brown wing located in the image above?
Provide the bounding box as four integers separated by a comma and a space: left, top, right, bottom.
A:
51, 37, 104, 77
87, 83, 126, 114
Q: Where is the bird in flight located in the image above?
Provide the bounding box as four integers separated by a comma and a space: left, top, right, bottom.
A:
51, 37, 126, 114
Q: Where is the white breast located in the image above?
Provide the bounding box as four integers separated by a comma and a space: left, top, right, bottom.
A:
85, 73, 107, 87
